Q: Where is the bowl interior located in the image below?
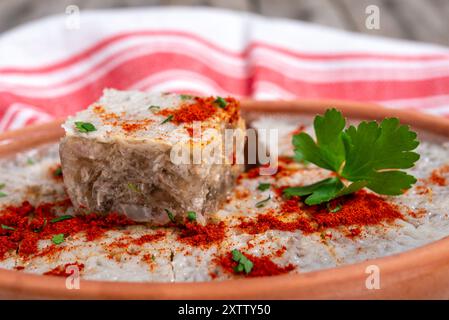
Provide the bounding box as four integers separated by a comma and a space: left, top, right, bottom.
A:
0, 99, 448, 299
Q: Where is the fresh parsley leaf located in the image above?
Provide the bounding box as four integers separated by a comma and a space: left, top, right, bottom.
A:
242, 263, 252, 274
214, 97, 227, 108
284, 178, 367, 205
341, 118, 419, 195
234, 263, 242, 272
255, 195, 271, 208
75, 121, 96, 133
231, 249, 253, 274
335, 181, 368, 198
0, 192, 6, 198
52, 233, 65, 245
165, 209, 175, 223
50, 215, 73, 223
232, 249, 243, 261
287, 109, 419, 205
284, 178, 340, 198
293, 109, 346, 172
1, 224, 15, 231
26, 158, 34, 165
257, 183, 271, 191
287, 178, 346, 205
0, 183, 5, 189
161, 115, 173, 124
187, 211, 196, 222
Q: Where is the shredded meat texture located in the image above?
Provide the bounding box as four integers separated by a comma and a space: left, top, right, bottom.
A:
60, 95, 245, 224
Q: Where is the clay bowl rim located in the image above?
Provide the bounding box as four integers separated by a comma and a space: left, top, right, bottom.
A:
0, 99, 448, 299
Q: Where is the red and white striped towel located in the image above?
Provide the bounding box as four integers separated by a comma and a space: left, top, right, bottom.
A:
1, 7, 449, 132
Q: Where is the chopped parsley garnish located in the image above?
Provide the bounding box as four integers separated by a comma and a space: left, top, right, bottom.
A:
75, 121, 96, 133
34, 219, 47, 233
52, 233, 65, 245
327, 203, 342, 213
165, 209, 176, 223
284, 109, 420, 205
214, 96, 227, 108
26, 158, 34, 165
53, 166, 62, 177
180, 94, 193, 100
0, 183, 6, 197
255, 195, 271, 208
1, 224, 15, 231
0, 183, 5, 189
50, 215, 73, 223
161, 114, 173, 124
127, 182, 140, 193
257, 183, 271, 191
148, 105, 161, 113
231, 249, 253, 274
187, 211, 197, 222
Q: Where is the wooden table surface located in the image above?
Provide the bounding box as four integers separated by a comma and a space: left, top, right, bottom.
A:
0, 0, 448, 46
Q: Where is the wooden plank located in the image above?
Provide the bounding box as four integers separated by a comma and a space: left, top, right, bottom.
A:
160, 0, 204, 6
0, 0, 161, 33
0, 0, 447, 47
80, 0, 160, 8
387, 0, 448, 46
113, 0, 160, 6
258, 0, 351, 30
0, 0, 43, 33
337, 0, 410, 40
207, 0, 252, 12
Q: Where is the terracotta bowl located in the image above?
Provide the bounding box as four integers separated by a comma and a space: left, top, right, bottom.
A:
0, 100, 448, 300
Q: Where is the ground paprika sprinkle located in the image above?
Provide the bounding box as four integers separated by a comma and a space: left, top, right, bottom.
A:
238, 211, 314, 234
92, 104, 153, 133
43, 262, 84, 277
308, 190, 404, 229
177, 221, 226, 247
0, 200, 136, 261
132, 232, 166, 245
172, 98, 217, 123
215, 252, 295, 277
158, 96, 239, 127
158, 97, 215, 124
238, 190, 404, 238
427, 165, 449, 186
120, 120, 153, 133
